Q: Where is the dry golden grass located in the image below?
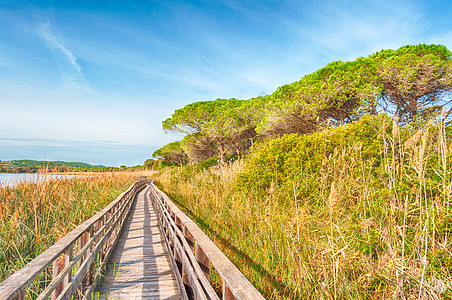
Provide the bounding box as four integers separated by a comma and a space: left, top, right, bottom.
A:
0, 170, 152, 282
154, 116, 452, 299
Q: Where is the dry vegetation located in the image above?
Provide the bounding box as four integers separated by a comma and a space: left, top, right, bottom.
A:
0, 171, 151, 282
154, 114, 452, 299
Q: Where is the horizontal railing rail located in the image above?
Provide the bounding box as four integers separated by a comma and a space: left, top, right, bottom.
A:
0, 180, 146, 300
148, 181, 265, 300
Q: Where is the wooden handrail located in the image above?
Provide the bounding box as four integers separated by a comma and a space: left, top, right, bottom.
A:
148, 181, 265, 300
0, 180, 146, 300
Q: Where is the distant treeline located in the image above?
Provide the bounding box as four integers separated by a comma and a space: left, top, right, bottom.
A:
0, 160, 109, 173
150, 44, 452, 167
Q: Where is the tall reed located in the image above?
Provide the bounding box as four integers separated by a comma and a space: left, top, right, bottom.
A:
0, 171, 150, 282
154, 115, 452, 299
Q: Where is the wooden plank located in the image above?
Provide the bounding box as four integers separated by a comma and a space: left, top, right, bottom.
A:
77, 231, 90, 299
0, 181, 145, 300
165, 219, 209, 299
39, 187, 136, 300
151, 191, 219, 299
50, 245, 73, 300
150, 184, 265, 300
56, 188, 139, 300
12, 290, 24, 300
196, 244, 210, 281
2, 178, 264, 300
94, 186, 182, 300
0, 183, 139, 300
152, 194, 190, 300
51, 253, 64, 299
83, 192, 136, 299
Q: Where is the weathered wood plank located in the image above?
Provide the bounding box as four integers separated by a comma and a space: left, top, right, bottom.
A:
151, 190, 219, 299
94, 186, 182, 300
149, 183, 265, 300
0, 181, 144, 300
2, 178, 264, 300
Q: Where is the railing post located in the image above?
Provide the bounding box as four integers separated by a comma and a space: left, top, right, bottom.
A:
183, 226, 194, 251
90, 222, 98, 286
77, 231, 90, 299
97, 218, 104, 262
175, 216, 183, 231
195, 244, 210, 280
181, 225, 195, 298
104, 212, 111, 252
110, 207, 116, 234
93, 221, 99, 245
164, 219, 171, 244
51, 244, 73, 300
64, 245, 74, 293
51, 256, 63, 299
223, 281, 236, 300
120, 201, 126, 225
13, 290, 24, 300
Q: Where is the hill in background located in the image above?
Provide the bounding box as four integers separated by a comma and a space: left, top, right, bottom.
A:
0, 160, 106, 173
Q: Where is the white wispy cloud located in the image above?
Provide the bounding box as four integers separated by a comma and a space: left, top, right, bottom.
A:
38, 22, 90, 92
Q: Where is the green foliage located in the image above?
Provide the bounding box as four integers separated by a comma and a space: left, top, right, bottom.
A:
163, 98, 265, 163
195, 156, 219, 171
0, 160, 106, 173
237, 114, 385, 196
144, 158, 155, 169
161, 44, 452, 165
261, 44, 452, 135
162, 98, 243, 134
372, 44, 452, 121
152, 141, 188, 165
261, 57, 380, 135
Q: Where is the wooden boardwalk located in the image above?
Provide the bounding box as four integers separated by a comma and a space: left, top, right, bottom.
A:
0, 180, 264, 300
94, 186, 182, 299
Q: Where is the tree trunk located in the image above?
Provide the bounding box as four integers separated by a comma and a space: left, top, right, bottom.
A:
219, 144, 226, 167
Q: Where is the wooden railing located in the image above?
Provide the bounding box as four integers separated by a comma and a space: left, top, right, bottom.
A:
0, 180, 146, 300
148, 181, 265, 300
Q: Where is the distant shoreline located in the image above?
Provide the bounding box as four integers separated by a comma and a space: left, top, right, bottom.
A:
0, 173, 86, 187
0, 170, 111, 175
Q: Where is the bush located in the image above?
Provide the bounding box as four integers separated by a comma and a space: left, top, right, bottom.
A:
236, 114, 386, 199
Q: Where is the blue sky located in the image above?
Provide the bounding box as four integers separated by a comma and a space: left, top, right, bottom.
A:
1, 0, 452, 166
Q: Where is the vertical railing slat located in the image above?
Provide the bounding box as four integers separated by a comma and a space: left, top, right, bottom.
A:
77, 231, 90, 299
223, 282, 236, 300
13, 290, 24, 300
195, 244, 210, 281
63, 245, 73, 294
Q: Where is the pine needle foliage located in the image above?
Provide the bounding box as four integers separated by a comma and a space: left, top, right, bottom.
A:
157, 44, 452, 166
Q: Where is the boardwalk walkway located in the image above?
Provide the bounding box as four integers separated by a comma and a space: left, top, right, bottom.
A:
0, 180, 264, 300
94, 186, 182, 299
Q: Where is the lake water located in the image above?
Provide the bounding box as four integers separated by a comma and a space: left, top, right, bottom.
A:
0, 173, 81, 187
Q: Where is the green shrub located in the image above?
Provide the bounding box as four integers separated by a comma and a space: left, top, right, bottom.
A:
236, 114, 386, 199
